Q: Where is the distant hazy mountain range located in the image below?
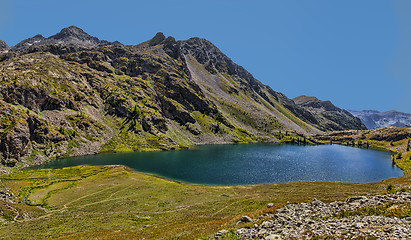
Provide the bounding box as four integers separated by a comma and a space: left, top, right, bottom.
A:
348, 110, 411, 129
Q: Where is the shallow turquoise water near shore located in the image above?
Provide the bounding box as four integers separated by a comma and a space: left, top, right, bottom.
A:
35, 144, 403, 185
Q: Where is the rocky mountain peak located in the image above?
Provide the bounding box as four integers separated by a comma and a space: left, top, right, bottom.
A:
48, 26, 101, 45
293, 95, 319, 104
293, 95, 340, 112
164, 36, 176, 43
10, 26, 107, 53
180, 37, 261, 88
0, 40, 8, 49
149, 32, 166, 46
31, 34, 46, 40
180, 37, 222, 64
11, 34, 46, 52
0, 40, 9, 54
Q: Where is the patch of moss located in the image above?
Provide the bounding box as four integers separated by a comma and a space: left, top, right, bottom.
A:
1, 118, 17, 138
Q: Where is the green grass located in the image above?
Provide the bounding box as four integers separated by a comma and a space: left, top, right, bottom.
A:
100, 130, 158, 152
191, 111, 259, 143
165, 123, 194, 148
100, 121, 181, 153
0, 165, 389, 240
329, 201, 411, 220
217, 100, 284, 133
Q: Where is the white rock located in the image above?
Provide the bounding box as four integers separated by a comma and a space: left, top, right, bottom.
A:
265, 234, 282, 240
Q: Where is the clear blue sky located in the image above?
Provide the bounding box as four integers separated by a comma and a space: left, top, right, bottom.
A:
1, 0, 410, 113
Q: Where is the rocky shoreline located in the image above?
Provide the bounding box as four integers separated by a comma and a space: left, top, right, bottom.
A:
215, 190, 411, 239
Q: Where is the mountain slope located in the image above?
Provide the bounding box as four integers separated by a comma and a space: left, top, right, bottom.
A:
0, 27, 364, 168
349, 110, 411, 129
179, 37, 321, 136
293, 95, 367, 131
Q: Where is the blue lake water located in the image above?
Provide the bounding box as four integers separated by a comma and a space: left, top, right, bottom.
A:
35, 144, 403, 185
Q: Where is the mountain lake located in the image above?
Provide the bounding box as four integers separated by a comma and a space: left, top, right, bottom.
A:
34, 144, 403, 185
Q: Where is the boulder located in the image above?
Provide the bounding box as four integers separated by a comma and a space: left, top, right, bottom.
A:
240, 215, 252, 223
215, 229, 229, 238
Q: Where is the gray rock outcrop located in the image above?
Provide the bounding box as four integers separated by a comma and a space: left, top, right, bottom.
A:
0, 40, 9, 54
216, 190, 411, 239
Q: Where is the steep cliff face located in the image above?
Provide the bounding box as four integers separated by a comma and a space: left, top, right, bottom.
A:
0, 53, 114, 167
0, 27, 364, 168
349, 110, 411, 129
293, 96, 367, 131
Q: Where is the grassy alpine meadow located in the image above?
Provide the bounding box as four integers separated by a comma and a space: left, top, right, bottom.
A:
0, 168, 405, 239
0, 132, 410, 239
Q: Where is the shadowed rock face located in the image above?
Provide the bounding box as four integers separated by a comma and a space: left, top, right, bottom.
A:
0, 27, 366, 168
149, 32, 166, 46
0, 40, 9, 54
293, 95, 367, 131
0, 40, 8, 50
